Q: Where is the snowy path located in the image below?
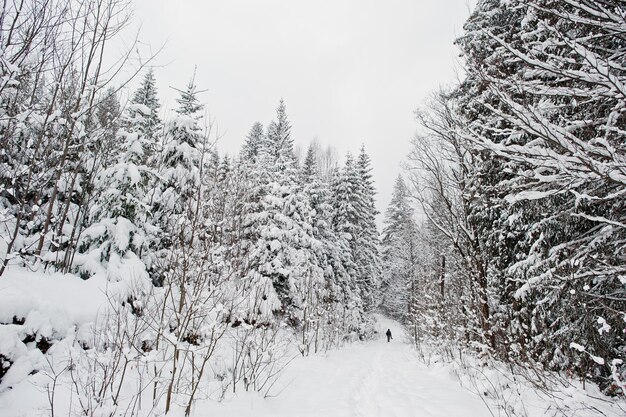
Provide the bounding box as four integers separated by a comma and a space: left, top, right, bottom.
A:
204, 317, 490, 417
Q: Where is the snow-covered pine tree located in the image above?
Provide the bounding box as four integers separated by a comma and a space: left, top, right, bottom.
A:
240, 122, 264, 164
329, 154, 373, 334
73, 71, 165, 282
355, 146, 381, 309
332, 149, 382, 314
150, 77, 209, 285
123, 70, 163, 269
235, 100, 323, 330
331, 153, 361, 262
152, 75, 206, 257
262, 100, 321, 318
380, 175, 417, 322
126, 70, 162, 145
300, 145, 363, 351
75, 90, 155, 283
232, 123, 281, 323
50, 83, 129, 272
266, 99, 295, 168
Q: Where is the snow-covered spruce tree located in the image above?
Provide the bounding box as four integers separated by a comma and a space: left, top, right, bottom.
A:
197, 150, 238, 283
300, 145, 363, 351
74, 80, 160, 282
240, 121, 264, 164
355, 146, 382, 309
228, 122, 267, 292
13, 65, 90, 272
55, 87, 128, 270
234, 124, 281, 324
331, 155, 362, 276
240, 100, 324, 327
150, 76, 206, 272
295, 146, 330, 353
60, 76, 163, 416
42, 77, 134, 274
455, 0, 565, 361
125, 69, 163, 266
455, 0, 626, 389
125, 69, 162, 147
331, 150, 381, 314
329, 155, 374, 337
380, 175, 418, 322
208, 154, 233, 243
211, 149, 300, 394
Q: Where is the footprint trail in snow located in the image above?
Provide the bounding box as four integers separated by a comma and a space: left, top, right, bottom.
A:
205, 316, 490, 417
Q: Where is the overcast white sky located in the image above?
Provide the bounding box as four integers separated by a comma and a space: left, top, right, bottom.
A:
127, 0, 476, 224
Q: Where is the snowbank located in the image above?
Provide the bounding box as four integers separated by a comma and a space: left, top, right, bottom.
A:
0, 268, 115, 327
414, 341, 626, 417
0, 267, 133, 394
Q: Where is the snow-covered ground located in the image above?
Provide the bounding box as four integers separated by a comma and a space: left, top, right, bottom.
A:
1, 268, 623, 417
196, 316, 490, 417
1, 282, 491, 417
187, 315, 626, 417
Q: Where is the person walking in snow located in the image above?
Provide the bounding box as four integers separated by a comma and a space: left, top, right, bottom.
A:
386, 329, 392, 342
